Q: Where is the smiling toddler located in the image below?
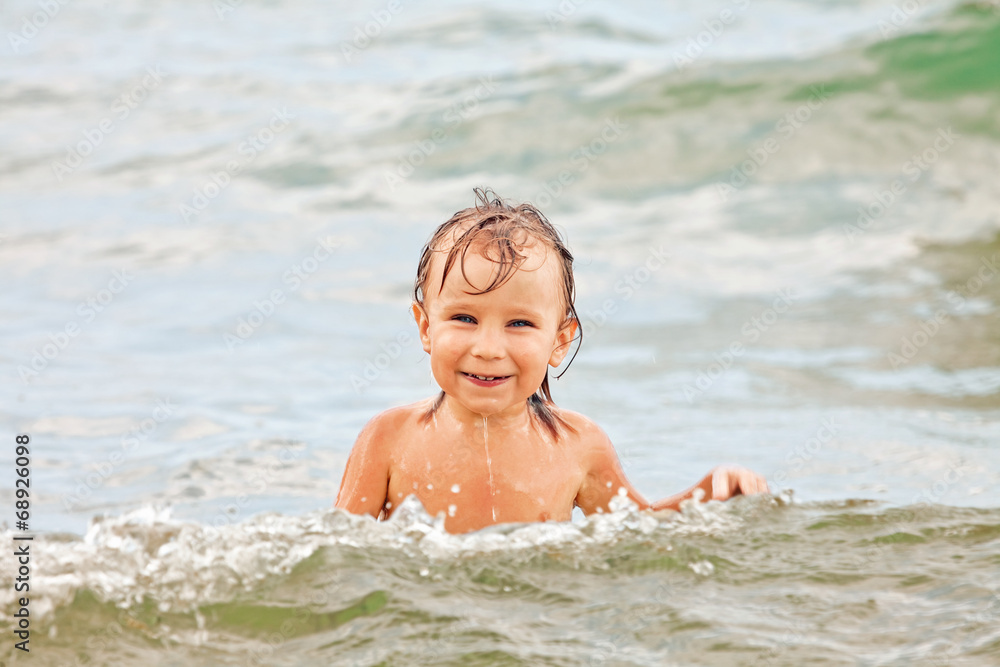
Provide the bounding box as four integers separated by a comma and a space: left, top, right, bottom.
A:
335, 188, 767, 533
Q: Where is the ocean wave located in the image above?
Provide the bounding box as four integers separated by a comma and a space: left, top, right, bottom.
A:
5, 495, 1000, 665
0, 494, 761, 625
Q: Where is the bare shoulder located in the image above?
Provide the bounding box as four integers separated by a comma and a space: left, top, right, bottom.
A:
552, 407, 614, 455
338, 400, 436, 514
356, 397, 436, 442
552, 406, 638, 512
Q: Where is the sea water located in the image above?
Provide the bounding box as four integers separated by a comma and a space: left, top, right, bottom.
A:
1, 0, 999, 664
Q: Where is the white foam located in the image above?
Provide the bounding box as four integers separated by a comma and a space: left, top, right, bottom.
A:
0, 494, 770, 626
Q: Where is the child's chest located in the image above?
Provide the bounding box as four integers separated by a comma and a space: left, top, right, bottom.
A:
386, 431, 585, 531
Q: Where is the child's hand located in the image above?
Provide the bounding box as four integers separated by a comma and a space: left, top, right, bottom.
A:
649, 465, 770, 512
703, 465, 769, 501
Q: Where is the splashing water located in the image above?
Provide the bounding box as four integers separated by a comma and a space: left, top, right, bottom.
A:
4, 495, 998, 666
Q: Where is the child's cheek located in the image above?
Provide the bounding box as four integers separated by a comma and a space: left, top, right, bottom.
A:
434, 327, 468, 349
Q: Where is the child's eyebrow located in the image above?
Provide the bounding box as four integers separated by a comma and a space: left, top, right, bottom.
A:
508, 307, 547, 321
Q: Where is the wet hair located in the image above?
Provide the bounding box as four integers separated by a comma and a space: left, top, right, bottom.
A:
413, 187, 581, 439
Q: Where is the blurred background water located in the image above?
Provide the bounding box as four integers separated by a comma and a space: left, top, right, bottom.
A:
1, 0, 999, 664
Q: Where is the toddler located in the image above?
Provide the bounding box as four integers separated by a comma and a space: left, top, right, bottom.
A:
336, 189, 767, 533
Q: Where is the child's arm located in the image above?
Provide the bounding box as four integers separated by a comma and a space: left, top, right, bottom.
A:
648, 466, 768, 511
334, 412, 394, 519
574, 419, 768, 515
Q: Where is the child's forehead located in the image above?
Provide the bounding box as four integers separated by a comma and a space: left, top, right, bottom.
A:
433, 262, 564, 328
429, 235, 555, 283
419, 243, 562, 313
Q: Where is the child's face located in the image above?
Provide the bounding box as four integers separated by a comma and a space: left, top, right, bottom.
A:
412, 242, 577, 421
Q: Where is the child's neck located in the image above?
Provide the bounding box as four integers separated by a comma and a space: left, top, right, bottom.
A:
440, 394, 532, 434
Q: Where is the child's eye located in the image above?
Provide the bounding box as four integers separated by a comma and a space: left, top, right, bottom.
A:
510, 320, 534, 328
453, 315, 476, 324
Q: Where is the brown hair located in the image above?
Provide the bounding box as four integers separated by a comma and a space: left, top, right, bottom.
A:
413, 187, 581, 438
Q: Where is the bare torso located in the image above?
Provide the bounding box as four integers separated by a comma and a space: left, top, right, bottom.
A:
381, 398, 588, 533
336, 396, 769, 534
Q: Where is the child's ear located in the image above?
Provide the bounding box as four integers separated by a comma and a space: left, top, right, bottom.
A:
548, 317, 579, 367
412, 302, 432, 354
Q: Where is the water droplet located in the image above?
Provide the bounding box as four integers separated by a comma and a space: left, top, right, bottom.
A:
451, 484, 460, 493
689, 560, 715, 576
420, 568, 429, 577
426, 484, 433, 490
483, 415, 496, 520
448, 504, 457, 517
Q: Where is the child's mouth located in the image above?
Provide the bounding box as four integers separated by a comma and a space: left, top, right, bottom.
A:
462, 372, 511, 387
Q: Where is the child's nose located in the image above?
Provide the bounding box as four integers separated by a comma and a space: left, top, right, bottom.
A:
470, 326, 505, 360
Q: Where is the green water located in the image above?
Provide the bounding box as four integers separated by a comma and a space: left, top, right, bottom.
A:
14, 499, 1000, 666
